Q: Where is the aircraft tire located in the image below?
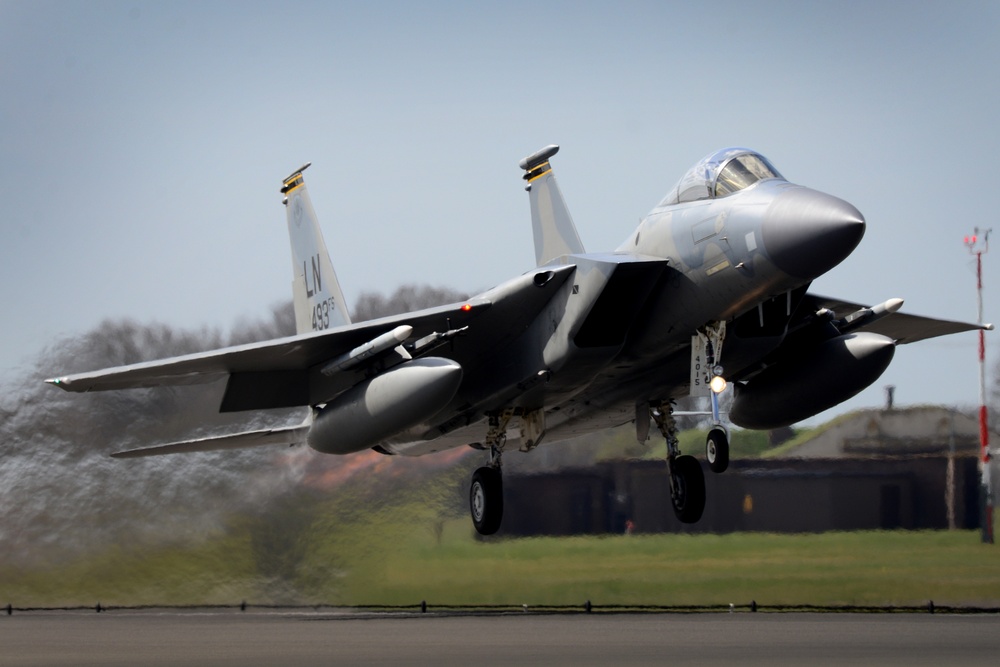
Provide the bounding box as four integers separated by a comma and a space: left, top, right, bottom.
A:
670, 455, 705, 523
706, 427, 729, 473
470, 467, 503, 535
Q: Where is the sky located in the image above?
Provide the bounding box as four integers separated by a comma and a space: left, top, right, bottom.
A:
1, 0, 998, 425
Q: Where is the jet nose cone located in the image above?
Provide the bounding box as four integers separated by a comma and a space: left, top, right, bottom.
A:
761, 187, 865, 279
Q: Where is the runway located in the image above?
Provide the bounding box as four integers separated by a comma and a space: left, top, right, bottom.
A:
1, 610, 997, 666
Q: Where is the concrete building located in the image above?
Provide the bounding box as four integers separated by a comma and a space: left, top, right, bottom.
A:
781, 405, 986, 459
501, 406, 997, 535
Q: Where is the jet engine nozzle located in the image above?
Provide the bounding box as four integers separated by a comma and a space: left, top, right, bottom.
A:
762, 187, 865, 280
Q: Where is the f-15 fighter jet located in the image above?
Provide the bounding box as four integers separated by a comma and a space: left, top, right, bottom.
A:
47, 146, 990, 534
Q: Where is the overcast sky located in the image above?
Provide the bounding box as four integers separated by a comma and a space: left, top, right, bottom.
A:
2, 0, 998, 424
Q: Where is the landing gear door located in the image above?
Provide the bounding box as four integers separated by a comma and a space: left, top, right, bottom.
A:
689, 334, 711, 397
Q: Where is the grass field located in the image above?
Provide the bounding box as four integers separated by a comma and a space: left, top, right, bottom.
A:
346, 523, 1000, 607
4, 438, 997, 609
4, 517, 999, 609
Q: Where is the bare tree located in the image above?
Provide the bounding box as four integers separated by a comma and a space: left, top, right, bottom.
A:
0, 287, 471, 569
0, 302, 304, 567
352, 285, 469, 321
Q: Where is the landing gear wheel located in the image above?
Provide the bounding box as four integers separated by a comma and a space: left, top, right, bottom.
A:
670, 455, 705, 523
470, 467, 503, 535
706, 427, 730, 473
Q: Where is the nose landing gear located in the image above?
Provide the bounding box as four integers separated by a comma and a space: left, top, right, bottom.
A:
698, 323, 730, 474
706, 426, 729, 473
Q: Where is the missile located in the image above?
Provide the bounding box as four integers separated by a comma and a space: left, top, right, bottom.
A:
835, 298, 903, 335
308, 357, 463, 455
410, 326, 468, 354
320, 325, 413, 376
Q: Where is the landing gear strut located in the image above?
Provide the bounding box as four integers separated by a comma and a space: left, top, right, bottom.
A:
469, 411, 511, 535
651, 402, 705, 523
699, 323, 730, 474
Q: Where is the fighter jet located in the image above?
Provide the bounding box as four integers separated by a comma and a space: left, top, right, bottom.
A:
46, 146, 991, 534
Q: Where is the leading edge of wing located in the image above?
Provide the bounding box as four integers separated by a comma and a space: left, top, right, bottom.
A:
46, 299, 491, 393
111, 420, 311, 458
805, 293, 992, 345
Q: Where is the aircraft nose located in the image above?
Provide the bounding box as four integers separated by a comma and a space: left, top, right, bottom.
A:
761, 187, 865, 279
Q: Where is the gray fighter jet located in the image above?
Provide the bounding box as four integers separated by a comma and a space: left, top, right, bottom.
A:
47, 146, 991, 534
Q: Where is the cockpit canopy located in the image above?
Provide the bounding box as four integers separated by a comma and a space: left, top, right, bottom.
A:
660, 148, 783, 207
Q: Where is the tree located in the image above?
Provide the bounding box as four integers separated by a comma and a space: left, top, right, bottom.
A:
352, 284, 469, 321
0, 286, 473, 570
0, 302, 303, 567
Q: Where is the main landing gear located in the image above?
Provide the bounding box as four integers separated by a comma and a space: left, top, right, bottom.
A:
652, 402, 706, 523
470, 466, 503, 535
469, 411, 511, 535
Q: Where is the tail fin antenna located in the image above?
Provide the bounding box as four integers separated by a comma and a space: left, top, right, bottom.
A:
520, 145, 585, 266
281, 164, 351, 334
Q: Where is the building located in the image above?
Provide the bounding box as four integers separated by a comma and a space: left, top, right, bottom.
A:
501, 406, 996, 535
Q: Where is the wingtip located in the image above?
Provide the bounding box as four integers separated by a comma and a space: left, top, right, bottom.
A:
110, 447, 145, 459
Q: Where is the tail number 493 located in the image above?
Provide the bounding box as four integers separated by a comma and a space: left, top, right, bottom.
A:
312, 298, 337, 331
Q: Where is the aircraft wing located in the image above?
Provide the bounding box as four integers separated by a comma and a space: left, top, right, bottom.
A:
111, 420, 311, 459
803, 294, 990, 344
46, 264, 578, 413
46, 299, 491, 394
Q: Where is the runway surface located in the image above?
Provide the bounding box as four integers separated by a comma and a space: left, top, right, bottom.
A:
1, 610, 997, 666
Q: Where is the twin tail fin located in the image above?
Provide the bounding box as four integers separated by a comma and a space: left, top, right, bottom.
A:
281, 164, 351, 334
520, 145, 585, 266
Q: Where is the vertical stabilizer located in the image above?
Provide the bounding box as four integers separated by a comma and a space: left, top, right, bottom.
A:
281, 164, 351, 334
520, 145, 585, 266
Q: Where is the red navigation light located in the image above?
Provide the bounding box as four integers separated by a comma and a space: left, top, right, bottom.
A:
461, 304, 472, 312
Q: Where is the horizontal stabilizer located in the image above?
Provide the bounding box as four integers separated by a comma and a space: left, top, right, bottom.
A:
111, 420, 311, 459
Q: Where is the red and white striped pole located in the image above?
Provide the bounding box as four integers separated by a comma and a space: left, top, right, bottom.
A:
964, 228, 992, 544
